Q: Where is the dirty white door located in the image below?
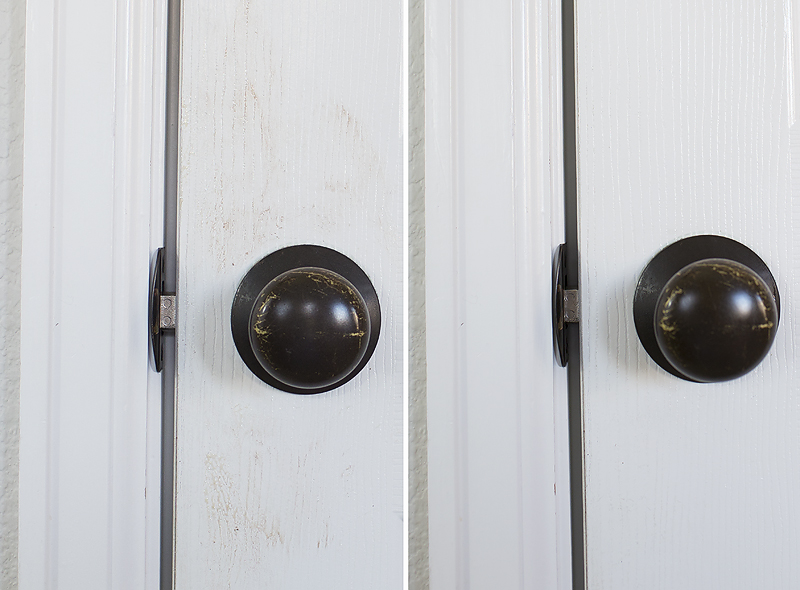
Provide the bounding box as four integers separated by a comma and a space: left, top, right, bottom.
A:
173, 1, 403, 588
575, 0, 800, 587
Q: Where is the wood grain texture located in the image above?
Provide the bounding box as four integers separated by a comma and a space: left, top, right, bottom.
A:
174, 1, 402, 587
575, 1, 800, 587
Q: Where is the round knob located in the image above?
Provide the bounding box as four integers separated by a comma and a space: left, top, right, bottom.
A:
231, 245, 381, 394
249, 268, 370, 389
654, 259, 778, 382
634, 235, 780, 383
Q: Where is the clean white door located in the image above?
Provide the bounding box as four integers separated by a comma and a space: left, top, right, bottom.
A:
576, 1, 800, 587
173, 1, 403, 587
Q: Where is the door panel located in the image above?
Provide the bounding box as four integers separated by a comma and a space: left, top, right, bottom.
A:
175, 1, 402, 587
576, 1, 800, 587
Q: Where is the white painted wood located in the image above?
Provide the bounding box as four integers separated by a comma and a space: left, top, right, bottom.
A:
424, 0, 570, 587
173, 0, 403, 587
18, 0, 167, 586
575, 1, 800, 587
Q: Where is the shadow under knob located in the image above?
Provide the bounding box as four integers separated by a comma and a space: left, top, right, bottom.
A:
634, 235, 780, 383
232, 245, 381, 394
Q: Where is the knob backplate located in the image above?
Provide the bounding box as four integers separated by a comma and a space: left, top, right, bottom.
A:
231, 245, 381, 394
149, 247, 166, 372
553, 244, 568, 367
633, 235, 780, 382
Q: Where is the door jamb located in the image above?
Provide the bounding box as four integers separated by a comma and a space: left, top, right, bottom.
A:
19, 0, 168, 586
424, 0, 572, 587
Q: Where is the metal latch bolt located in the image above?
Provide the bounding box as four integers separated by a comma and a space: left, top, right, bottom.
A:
563, 289, 579, 323
160, 295, 176, 330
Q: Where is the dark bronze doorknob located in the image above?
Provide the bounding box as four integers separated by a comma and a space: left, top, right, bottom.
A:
634, 235, 780, 383
231, 245, 380, 394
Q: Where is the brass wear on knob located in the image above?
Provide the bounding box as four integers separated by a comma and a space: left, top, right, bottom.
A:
633, 235, 780, 383
249, 267, 371, 390
230, 244, 381, 394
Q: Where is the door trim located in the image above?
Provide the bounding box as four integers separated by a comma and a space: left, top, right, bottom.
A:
424, 0, 572, 587
19, 0, 168, 586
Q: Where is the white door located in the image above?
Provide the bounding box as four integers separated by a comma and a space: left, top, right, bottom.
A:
575, 0, 800, 587
172, 1, 403, 588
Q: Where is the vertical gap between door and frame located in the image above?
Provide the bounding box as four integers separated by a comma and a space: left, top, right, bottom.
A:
161, 0, 180, 585
561, 0, 586, 588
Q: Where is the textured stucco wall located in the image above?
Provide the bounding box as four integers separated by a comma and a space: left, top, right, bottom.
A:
0, 0, 24, 587
0, 0, 23, 587
409, 0, 429, 587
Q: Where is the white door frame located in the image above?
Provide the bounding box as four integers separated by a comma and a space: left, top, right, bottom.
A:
424, 0, 572, 587
19, 0, 168, 587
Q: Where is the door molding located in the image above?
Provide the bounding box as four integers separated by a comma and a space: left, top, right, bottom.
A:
424, 0, 572, 587
19, 0, 167, 586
